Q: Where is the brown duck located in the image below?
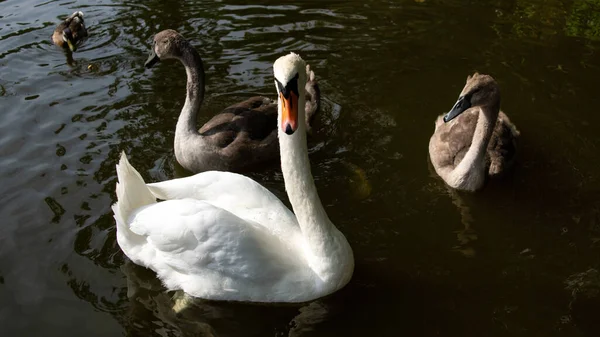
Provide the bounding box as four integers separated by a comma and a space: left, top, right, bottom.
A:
52, 11, 87, 52
144, 29, 321, 173
429, 73, 520, 191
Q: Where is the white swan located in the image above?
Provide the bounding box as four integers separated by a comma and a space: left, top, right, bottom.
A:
112, 53, 354, 303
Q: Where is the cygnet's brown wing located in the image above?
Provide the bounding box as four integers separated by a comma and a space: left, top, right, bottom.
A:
486, 111, 519, 177
430, 108, 478, 169
199, 96, 277, 149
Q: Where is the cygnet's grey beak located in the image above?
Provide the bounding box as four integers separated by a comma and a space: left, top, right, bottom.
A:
444, 95, 471, 122
145, 48, 160, 69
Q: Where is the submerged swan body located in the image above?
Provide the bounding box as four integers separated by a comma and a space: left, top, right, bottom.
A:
113, 53, 353, 303
144, 30, 320, 173
429, 73, 520, 191
52, 11, 87, 52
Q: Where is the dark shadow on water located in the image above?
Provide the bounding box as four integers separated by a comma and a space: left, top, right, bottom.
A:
117, 258, 475, 337
120, 261, 334, 337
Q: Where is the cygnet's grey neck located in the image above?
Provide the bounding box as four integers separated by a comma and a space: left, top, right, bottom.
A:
452, 103, 498, 187
470, 104, 498, 161
176, 45, 205, 138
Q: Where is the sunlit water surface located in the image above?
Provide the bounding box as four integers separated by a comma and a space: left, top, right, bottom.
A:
1, 0, 599, 336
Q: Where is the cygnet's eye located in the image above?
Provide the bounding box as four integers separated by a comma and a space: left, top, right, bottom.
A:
469, 88, 481, 97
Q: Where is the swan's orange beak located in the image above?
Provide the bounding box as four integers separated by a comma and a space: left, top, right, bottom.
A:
280, 91, 298, 135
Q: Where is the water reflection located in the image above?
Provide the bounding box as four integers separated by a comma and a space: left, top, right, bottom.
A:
121, 261, 333, 336
447, 189, 478, 258
565, 268, 600, 334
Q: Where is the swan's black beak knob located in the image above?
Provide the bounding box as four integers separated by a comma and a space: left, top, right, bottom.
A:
284, 124, 294, 135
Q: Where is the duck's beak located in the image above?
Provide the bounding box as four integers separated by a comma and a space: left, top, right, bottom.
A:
66, 39, 76, 52
443, 95, 471, 122
145, 48, 160, 69
280, 90, 298, 135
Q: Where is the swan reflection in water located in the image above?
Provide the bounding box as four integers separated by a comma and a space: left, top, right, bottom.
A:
121, 261, 333, 337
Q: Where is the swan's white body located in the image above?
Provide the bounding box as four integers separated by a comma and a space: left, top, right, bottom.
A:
113, 53, 354, 303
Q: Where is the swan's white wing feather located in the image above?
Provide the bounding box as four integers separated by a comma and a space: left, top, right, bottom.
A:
147, 171, 278, 208
147, 171, 298, 235
127, 198, 308, 299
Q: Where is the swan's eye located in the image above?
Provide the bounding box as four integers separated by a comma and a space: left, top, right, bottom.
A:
466, 88, 481, 101
275, 79, 285, 94
275, 73, 300, 98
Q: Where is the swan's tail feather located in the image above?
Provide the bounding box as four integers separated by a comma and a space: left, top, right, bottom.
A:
304, 64, 321, 131
112, 152, 156, 229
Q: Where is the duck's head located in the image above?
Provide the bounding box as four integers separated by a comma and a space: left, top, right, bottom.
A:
145, 29, 188, 68
273, 53, 307, 135
62, 27, 76, 52
444, 73, 500, 123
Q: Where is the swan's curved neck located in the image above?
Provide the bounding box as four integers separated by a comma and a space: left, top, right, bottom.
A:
453, 103, 498, 180
176, 45, 205, 139
278, 99, 336, 260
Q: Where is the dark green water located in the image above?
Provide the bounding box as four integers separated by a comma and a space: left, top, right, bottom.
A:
1, 0, 600, 336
